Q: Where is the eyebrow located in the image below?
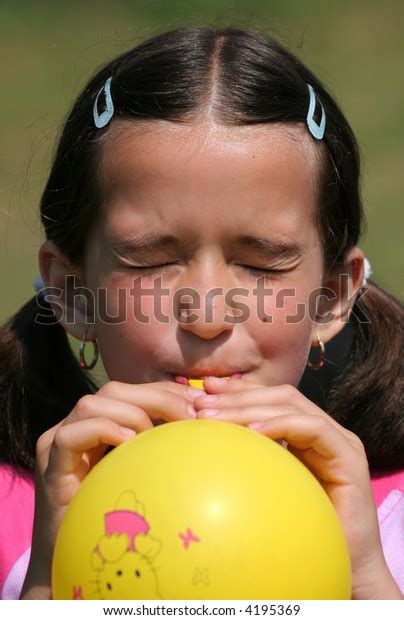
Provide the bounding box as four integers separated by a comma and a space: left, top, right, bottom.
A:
108, 232, 303, 260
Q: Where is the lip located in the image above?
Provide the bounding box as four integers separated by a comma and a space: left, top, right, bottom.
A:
173, 371, 244, 384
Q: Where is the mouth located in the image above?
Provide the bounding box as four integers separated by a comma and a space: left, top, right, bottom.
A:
173, 371, 245, 385
154, 371, 244, 426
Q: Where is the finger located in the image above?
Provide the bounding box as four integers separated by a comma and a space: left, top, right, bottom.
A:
36, 420, 66, 469
66, 397, 156, 470
196, 383, 317, 412
144, 380, 206, 399
194, 385, 290, 410
66, 395, 155, 429
247, 414, 355, 465
144, 380, 207, 400
92, 383, 196, 423
38, 384, 199, 471
47, 418, 137, 477
38, 382, 198, 467
201, 376, 264, 394
194, 384, 354, 442
197, 406, 358, 472
37, 398, 153, 472
196, 404, 300, 427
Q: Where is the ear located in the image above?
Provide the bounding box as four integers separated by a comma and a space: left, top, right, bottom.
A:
115, 490, 145, 515
38, 240, 96, 341
314, 246, 366, 345
95, 533, 129, 563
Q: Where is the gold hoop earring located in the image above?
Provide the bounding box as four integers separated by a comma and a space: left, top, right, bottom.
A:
306, 333, 325, 370
79, 331, 99, 370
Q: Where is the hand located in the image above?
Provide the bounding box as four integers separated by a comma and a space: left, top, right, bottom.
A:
193, 377, 402, 600
20, 380, 199, 599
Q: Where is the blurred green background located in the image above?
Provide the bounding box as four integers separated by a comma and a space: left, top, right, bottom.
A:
1, 0, 403, 382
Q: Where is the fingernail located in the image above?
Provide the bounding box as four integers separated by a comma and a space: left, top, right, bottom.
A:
248, 422, 264, 430
120, 426, 136, 437
203, 408, 219, 417
187, 404, 197, 418
187, 387, 206, 398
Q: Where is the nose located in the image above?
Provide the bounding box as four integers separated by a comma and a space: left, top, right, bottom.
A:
176, 269, 237, 341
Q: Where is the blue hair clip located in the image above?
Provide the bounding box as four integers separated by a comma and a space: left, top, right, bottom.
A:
93, 76, 114, 128
306, 83, 326, 140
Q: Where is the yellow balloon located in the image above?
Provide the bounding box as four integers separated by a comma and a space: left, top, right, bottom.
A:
52, 420, 351, 600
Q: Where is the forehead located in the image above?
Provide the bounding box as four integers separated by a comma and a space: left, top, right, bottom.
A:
98, 119, 321, 243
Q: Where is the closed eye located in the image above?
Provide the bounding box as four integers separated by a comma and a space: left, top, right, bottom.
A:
125, 263, 288, 276
125, 263, 178, 272
240, 265, 286, 273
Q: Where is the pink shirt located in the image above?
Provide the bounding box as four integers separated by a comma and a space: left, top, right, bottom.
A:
0, 465, 35, 599
0, 463, 403, 599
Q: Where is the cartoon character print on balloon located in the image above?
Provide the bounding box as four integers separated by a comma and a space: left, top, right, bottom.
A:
89, 491, 163, 599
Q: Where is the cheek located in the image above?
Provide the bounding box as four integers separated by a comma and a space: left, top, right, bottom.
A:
93, 276, 171, 382
246, 280, 315, 385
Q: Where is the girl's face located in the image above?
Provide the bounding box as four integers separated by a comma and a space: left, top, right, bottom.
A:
83, 120, 325, 387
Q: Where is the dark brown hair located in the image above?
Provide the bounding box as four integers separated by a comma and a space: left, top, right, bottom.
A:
0, 26, 402, 471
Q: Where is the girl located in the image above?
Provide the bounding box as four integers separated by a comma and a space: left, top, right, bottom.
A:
0, 26, 403, 600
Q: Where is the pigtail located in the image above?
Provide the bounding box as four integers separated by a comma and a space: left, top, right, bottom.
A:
0, 295, 99, 471
327, 281, 404, 469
